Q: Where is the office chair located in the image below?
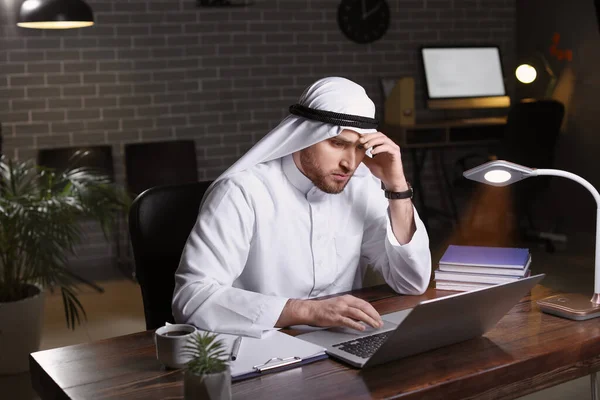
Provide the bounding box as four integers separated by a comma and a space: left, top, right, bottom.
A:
123, 140, 199, 280
454, 99, 566, 248
129, 181, 212, 330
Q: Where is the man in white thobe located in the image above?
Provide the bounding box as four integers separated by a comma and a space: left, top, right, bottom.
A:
173, 77, 431, 338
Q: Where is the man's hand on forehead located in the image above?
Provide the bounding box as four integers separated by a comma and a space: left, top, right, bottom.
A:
359, 132, 408, 192
357, 132, 393, 157
357, 139, 373, 158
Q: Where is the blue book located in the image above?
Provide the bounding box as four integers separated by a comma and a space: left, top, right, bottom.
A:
439, 245, 530, 269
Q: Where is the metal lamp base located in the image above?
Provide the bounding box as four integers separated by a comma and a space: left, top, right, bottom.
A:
537, 293, 600, 321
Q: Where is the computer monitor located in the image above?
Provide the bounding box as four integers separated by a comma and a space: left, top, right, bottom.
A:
421, 46, 510, 110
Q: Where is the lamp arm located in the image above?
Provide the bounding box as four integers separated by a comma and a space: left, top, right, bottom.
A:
533, 51, 557, 98
545, 75, 558, 99
533, 169, 600, 204
535, 51, 556, 79
533, 169, 600, 297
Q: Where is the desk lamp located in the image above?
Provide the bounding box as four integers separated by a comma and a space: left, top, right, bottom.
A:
463, 160, 600, 320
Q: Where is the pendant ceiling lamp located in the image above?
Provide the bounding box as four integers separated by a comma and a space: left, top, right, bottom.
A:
18, 0, 94, 30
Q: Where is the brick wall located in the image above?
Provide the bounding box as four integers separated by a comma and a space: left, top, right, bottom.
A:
0, 0, 516, 274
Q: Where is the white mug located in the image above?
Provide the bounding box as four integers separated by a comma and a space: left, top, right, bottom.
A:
154, 323, 197, 369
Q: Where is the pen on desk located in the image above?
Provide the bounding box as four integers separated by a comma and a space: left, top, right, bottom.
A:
230, 336, 242, 361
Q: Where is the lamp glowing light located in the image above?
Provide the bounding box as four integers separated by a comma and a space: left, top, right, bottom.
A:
17, 0, 94, 30
515, 64, 537, 84
483, 170, 512, 184
464, 160, 600, 320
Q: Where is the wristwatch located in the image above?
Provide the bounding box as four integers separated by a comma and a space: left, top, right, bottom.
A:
382, 181, 413, 200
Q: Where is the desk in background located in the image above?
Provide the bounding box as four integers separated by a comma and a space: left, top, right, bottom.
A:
30, 284, 600, 400
382, 117, 507, 229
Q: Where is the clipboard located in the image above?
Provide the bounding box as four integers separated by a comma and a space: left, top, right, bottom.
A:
231, 353, 329, 382
220, 330, 328, 382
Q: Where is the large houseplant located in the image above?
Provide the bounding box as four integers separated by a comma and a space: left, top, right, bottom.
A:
183, 332, 232, 400
0, 154, 129, 374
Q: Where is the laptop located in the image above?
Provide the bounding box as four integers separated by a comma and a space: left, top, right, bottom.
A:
298, 273, 544, 368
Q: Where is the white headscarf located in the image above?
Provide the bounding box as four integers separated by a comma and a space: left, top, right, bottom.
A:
207, 77, 379, 195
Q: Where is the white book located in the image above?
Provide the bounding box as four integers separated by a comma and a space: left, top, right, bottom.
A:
436, 280, 494, 292
439, 256, 532, 277
434, 270, 521, 284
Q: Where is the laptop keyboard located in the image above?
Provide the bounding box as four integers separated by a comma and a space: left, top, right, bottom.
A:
332, 331, 392, 359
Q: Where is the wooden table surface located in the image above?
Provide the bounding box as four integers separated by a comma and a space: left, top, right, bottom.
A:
30, 284, 600, 400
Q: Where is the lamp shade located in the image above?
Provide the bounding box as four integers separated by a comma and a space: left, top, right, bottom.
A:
463, 160, 535, 187
18, 0, 94, 29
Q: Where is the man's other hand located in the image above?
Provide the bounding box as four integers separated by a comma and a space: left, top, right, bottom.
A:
276, 295, 384, 331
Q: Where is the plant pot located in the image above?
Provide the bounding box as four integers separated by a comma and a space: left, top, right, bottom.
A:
0, 284, 45, 375
184, 368, 232, 400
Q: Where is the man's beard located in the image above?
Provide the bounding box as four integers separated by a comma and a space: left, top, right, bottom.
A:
299, 148, 353, 194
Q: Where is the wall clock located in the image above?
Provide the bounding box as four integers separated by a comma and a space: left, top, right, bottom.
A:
337, 0, 390, 44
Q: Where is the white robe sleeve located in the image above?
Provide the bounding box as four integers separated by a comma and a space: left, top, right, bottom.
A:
172, 179, 289, 338
360, 177, 432, 295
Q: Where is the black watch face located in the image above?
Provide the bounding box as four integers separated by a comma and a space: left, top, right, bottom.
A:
337, 0, 390, 44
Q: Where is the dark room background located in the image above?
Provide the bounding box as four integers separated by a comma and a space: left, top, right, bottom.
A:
517, 0, 600, 235
1, 0, 516, 174
2, 0, 516, 271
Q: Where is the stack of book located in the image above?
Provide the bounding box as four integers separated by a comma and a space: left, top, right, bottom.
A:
435, 245, 531, 292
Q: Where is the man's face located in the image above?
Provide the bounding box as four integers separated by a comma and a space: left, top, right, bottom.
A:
294, 129, 366, 194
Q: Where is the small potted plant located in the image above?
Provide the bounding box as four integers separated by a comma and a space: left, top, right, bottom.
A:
183, 331, 232, 400
0, 154, 129, 374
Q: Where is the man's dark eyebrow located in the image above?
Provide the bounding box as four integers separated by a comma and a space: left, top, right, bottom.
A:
331, 137, 356, 144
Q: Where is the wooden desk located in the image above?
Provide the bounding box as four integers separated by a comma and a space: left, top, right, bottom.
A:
30, 284, 600, 400
382, 117, 507, 229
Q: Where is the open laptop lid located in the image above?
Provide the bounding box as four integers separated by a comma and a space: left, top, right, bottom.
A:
364, 273, 545, 368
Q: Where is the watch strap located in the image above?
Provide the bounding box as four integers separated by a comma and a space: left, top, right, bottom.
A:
381, 181, 413, 200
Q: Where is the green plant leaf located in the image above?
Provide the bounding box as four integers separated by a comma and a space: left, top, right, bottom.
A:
183, 332, 229, 376
0, 155, 130, 329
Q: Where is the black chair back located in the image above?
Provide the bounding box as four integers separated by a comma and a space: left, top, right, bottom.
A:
451, 99, 565, 246
499, 99, 565, 244
125, 140, 198, 197
498, 99, 565, 168
499, 99, 564, 200
129, 181, 212, 330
